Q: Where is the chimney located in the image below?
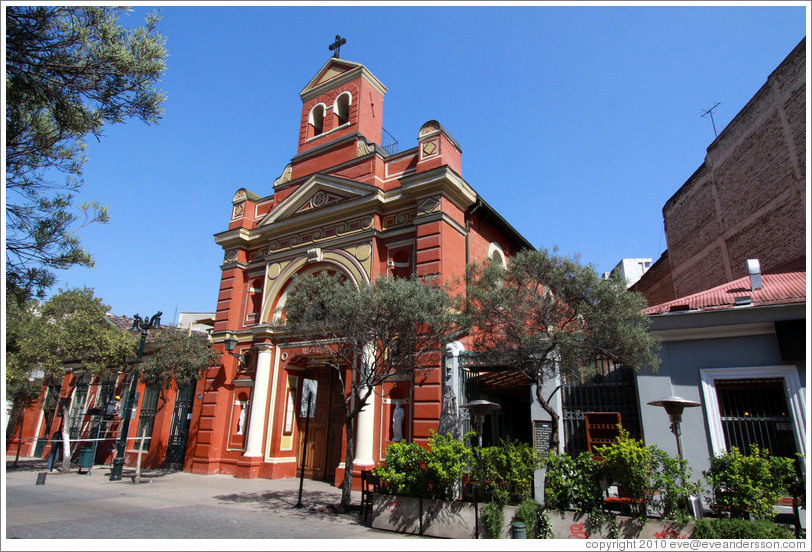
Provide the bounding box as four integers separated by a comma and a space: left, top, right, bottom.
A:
747, 259, 762, 291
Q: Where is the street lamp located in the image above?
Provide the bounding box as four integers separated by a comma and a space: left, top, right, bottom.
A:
461, 400, 501, 448
223, 332, 251, 369
110, 311, 162, 481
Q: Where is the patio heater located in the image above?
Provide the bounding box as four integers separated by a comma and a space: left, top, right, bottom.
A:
648, 396, 702, 517
461, 400, 501, 448
646, 396, 701, 461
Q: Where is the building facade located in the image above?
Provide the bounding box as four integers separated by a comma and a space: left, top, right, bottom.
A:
188, 56, 532, 486
632, 38, 806, 304
5, 313, 210, 471
636, 257, 806, 513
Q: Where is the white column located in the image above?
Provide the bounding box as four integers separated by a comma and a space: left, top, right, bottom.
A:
244, 344, 274, 457
355, 387, 376, 465
354, 343, 376, 465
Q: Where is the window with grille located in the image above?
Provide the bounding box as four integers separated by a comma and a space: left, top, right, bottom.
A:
715, 378, 797, 459
68, 382, 89, 439
136, 386, 160, 451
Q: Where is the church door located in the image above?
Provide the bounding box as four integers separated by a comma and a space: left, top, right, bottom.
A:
297, 366, 344, 481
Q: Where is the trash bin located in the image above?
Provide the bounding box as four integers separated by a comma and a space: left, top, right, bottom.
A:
511, 521, 527, 539
78, 446, 94, 474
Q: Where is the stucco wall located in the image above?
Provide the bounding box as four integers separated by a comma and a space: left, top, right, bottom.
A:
636, 323, 806, 486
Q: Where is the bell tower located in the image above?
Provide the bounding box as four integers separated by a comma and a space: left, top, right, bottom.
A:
296, 44, 387, 156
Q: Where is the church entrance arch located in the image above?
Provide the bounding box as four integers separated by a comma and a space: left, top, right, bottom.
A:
296, 363, 344, 481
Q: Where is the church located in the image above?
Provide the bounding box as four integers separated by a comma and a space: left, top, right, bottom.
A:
186, 39, 534, 486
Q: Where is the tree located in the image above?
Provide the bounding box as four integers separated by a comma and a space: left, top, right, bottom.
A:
282, 273, 461, 510
5, 294, 46, 467
5, 6, 167, 300
139, 327, 219, 391
6, 288, 218, 473
7, 288, 138, 472
467, 248, 660, 454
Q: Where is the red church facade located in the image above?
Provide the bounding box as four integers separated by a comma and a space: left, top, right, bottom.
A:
187, 55, 532, 486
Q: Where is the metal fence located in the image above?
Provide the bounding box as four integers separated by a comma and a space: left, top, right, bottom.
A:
561, 366, 641, 455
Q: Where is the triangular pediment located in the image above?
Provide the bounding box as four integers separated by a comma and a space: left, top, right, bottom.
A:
260, 174, 380, 226
301, 59, 364, 96
300, 58, 387, 100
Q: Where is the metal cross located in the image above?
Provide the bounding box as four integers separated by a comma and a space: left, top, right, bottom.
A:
329, 34, 347, 58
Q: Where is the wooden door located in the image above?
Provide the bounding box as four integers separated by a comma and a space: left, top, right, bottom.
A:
297, 367, 344, 480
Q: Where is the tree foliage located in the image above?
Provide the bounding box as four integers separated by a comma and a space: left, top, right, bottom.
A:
5, 6, 167, 299
5, 294, 46, 410
5, 287, 138, 471
467, 248, 660, 452
282, 272, 461, 509
18, 287, 138, 379
139, 328, 219, 390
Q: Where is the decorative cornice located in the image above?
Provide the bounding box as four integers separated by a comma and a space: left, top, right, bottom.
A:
214, 227, 261, 250
399, 166, 476, 210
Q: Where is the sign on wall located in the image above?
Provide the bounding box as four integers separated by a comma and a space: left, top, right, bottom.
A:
533, 420, 553, 456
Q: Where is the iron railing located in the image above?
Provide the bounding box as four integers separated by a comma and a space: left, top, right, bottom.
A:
715, 378, 797, 458
382, 128, 399, 155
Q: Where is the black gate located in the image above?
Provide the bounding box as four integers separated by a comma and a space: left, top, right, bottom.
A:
164, 383, 194, 469
561, 366, 641, 455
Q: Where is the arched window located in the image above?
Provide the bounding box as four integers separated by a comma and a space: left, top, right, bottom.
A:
488, 242, 506, 268
309, 104, 326, 138
333, 92, 351, 126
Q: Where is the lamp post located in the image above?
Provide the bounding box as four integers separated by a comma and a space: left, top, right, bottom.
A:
223, 332, 251, 369
110, 311, 162, 481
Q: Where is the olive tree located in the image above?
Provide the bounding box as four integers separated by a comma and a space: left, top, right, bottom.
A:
467, 248, 660, 453
282, 273, 461, 510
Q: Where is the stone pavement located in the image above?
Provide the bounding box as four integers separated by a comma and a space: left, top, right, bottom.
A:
4, 457, 425, 545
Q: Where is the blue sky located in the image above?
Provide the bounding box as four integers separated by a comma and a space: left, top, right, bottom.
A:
28, 2, 808, 321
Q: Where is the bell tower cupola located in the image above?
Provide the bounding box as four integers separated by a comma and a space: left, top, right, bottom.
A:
297, 37, 387, 155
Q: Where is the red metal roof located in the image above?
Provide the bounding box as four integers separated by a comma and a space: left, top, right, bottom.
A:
645, 257, 806, 315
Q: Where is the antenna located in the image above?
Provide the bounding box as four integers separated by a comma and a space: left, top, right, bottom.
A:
701, 102, 721, 138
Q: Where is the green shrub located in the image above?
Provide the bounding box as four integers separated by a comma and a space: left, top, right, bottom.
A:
481, 501, 504, 538
596, 428, 654, 516
470, 438, 540, 504
543, 451, 603, 513
703, 445, 795, 520
693, 517, 794, 539
650, 446, 702, 520
372, 431, 471, 500
512, 497, 553, 538
422, 431, 472, 500
596, 428, 703, 519
372, 439, 430, 498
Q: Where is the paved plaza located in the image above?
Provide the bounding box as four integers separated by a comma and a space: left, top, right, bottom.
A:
4, 457, 423, 546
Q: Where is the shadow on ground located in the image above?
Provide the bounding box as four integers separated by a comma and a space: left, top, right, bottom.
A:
214, 490, 362, 522
5, 457, 177, 480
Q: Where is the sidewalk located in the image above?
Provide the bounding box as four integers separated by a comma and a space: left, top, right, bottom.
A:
4, 456, 422, 543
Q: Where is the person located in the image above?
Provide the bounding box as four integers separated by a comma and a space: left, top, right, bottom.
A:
46, 430, 63, 471
106, 396, 121, 417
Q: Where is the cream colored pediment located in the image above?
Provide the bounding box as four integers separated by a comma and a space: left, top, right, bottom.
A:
300, 59, 364, 95
259, 174, 380, 226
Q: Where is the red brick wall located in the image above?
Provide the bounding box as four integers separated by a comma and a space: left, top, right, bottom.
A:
660, 39, 806, 299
